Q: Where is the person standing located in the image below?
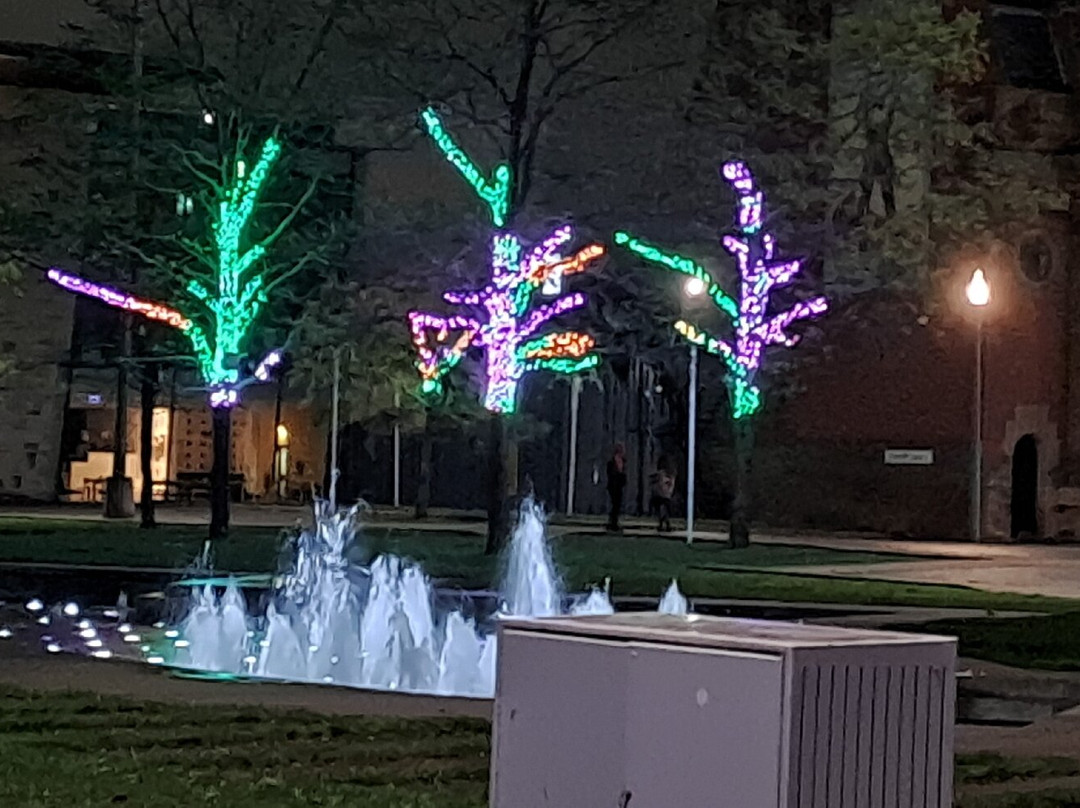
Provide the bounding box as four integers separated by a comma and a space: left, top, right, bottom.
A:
650, 460, 676, 533
606, 443, 627, 532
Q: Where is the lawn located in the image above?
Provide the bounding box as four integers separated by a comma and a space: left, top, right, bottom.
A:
0, 687, 490, 808
364, 529, 1075, 614
0, 515, 1075, 614
956, 754, 1080, 807
0, 686, 1076, 808
909, 611, 1080, 671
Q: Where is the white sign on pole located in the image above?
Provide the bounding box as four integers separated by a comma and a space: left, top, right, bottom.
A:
884, 449, 934, 466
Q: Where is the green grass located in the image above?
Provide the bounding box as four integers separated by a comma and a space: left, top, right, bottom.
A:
1, 515, 1076, 613
0, 687, 489, 807
0, 517, 284, 570
911, 612, 1080, 671
958, 790, 1080, 807
364, 529, 1076, 613
957, 754, 1080, 787
2, 687, 1079, 808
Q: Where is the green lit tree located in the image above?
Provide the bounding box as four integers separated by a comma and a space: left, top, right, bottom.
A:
69, 0, 364, 536
144, 128, 325, 538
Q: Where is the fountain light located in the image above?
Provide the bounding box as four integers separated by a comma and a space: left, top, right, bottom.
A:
164, 630, 179, 638
86, 639, 103, 649
147, 656, 165, 665
118, 624, 133, 634
79, 628, 97, 639
123, 634, 141, 643
0, 628, 12, 639
174, 640, 190, 648
46, 643, 61, 653
63, 602, 79, 617
91, 650, 113, 659
103, 609, 120, 618
37, 616, 50, 626
25, 599, 44, 612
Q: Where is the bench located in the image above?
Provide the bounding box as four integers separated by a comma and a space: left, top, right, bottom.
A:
169, 472, 246, 505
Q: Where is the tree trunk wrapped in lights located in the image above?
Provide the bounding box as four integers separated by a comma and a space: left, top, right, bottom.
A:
616, 161, 828, 547
48, 132, 306, 540
407, 107, 604, 552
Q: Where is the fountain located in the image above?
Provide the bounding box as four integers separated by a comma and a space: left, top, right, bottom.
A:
162, 497, 686, 697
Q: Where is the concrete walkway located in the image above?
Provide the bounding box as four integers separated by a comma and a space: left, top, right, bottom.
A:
773, 548, 1080, 601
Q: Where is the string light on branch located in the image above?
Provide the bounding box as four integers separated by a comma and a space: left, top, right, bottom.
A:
407, 312, 481, 396
47, 133, 302, 413
420, 107, 511, 228
411, 106, 604, 414
47, 268, 192, 331
253, 349, 284, 382
409, 227, 603, 414
617, 160, 828, 419
613, 232, 739, 319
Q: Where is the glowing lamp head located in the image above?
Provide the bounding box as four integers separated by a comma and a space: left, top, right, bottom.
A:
684, 277, 706, 297
966, 268, 991, 307
276, 424, 290, 447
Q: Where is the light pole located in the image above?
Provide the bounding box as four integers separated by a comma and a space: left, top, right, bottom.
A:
566, 375, 582, 516
966, 268, 990, 542
684, 276, 705, 544
393, 390, 401, 508
329, 350, 341, 512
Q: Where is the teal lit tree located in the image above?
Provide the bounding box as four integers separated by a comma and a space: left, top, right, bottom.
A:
50, 130, 319, 538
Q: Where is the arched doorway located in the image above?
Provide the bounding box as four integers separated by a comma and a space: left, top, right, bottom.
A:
1011, 434, 1039, 538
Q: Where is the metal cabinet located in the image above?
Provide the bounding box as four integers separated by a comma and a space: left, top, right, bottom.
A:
491, 614, 956, 808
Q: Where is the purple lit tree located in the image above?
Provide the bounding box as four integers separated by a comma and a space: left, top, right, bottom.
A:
407, 107, 605, 551
616, 161, 828, 547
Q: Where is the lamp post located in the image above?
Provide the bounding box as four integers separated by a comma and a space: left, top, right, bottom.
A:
330, 350, 341, 512
966, 268, 990, 541
566, 375, 582, 516
684, 276, 705, 544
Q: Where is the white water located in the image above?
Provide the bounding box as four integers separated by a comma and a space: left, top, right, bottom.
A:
658, 579, 689, 616
169, 498, 683, 697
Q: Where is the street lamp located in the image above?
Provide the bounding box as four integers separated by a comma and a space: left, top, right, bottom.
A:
683, 276, 704, 544
966, 268, 990, 541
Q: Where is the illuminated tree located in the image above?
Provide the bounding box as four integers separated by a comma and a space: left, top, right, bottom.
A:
407, 108, 603, 549
50, 130, 313, 538
616, 161, 827, 547
409, 108, 603, 414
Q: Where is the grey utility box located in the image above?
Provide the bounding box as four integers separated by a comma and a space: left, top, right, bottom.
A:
491, 614, 956, 808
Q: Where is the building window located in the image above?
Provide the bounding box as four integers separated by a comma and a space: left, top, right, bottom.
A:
989, 6, 1067, 92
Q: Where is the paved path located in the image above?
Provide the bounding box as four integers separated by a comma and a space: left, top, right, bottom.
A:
775, 549, 1080, 600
